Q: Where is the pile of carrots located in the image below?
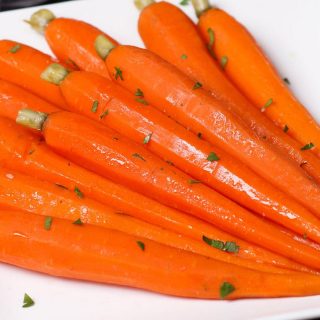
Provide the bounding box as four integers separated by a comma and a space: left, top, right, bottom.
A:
0, 0, 320, 300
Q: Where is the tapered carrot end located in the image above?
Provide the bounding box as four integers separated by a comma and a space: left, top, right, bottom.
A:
94, 35, 116, 60
16, 109, 48, 131
191, 0, 212, 17
134, 0, 155, 11
25, 9, 56, 34
40, 63, 69, 85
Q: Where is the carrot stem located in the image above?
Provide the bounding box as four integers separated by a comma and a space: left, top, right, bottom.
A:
95, 35, 116, 60
40, 63, 69, 85
16, 109, 47, 130
134, 0, 155, 11
191, 0, 211, 17
25, 9, 56, 34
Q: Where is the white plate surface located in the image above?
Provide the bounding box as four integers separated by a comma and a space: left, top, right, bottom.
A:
0, 0, 320, 319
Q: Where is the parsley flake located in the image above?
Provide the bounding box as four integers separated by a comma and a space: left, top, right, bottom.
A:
114, 67, 123, 80
301, 142, 314, 151
135, 88, 144, 97
44, 216, 52, 230
261, 98, 273, 112
136, 98, 149, 105
9, 44, 21, 53
22, 293, 35, 308
99, 109, 109, 119
73, 218, 83, 225
283, 77, 290, 85
74, 186, 84, 199
91, 100, 99, 113
207, 28, 216, 58
136, 241, 145, 251
193, 81, 202, 90
220, 282, 235, 299
181, 54, 188, 60
143, 133, 153, 144
132, 153, 146, 161
220, 56, 228, 69
203, 236, 239, 253
207, 152, 220, 162
179, 0, 189, 5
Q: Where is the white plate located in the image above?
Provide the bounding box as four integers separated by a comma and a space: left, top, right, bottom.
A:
0, 0, 319, 319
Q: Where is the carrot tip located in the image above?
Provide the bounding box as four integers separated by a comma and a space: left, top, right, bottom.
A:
191, 0, 212, 17
134, 0, 155, 11
94, 35, 116, 60
26, 9, 56, 34
16, 109, 48, 131
40, 63, 69, 85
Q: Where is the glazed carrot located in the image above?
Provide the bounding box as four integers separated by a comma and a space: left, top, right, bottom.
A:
136, 1, 320, 182
2, 118, 317, 273
16, 109, 320, 269
3, 211, 320, 299
42, 68, 320, 242
105, 45, 320, 217
0, 40, 67, 108
0, 79, 59, 121
193, 1, 320, 157
1, 169, 305, 274
26, 9, 118, 78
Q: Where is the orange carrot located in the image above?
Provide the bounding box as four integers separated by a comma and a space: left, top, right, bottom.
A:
136, 1, 320, 182
3, 210, 320, 299
1, 168, 305, 274
0, 40, 67, 108
16, 109, 320, 269
0, 79, 59, 121
42, 68, 320, 243
105, 45, 320, 217
26, 9, 118, 78
194, 2, 320, 157
1, 117, 316, 273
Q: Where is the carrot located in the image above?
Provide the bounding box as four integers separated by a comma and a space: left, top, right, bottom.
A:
0, 40, 67, 108
1, 168, 306, 275
136, 1, 320, 182
16, 109, 320, 270
41, 68, 320, 243
0, 79, 59, 121
193, 1, 320, 157
105, 45, 320, 217
26, 9, 118, 78
3, 211, 320, 299
2, 118, 317, 273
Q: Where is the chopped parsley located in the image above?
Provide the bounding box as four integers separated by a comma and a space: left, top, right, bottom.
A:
135, 88, 144, 97
44, 216, 52, 230
301, 142, 314, 151
220, 282, 235, 299
220, 56, 228, 69
207, 152, 220, 162
136, 98, 149, 105
22, 293, 35, 308
283, 77, 290, 85
181, 54, 188, 60
207, 28, 216, 58
203, 236, 239, 253
99, 109, 109, 119
73, 218, 83, 225
136, 241, 145, 251
179, 0, 189, 5
9, 44, 21, 53
114, 67, 123, 80
74, 186, 84, 199
193, 81, 202, 90
91, 100, 99, 113
261, 98, 273, 112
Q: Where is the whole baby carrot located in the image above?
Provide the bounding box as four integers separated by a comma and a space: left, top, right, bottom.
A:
16, 109, 320, 270
193, 0, 320, 157
0, 40, 67, 108
1, 118, 316, 273
2, 211, 320, 299
105, 45, 320, 217
39, 67, 320, 243
135, 0, 320, 182
0, 168, 303, 274
26, 9, 119, 78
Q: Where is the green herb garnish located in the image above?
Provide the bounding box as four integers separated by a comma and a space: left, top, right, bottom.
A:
136, 98, 149, 105
135, 88, 144, 97
179, 0, 189, 5
143, 133, 153, 144
261, 98, 273, 112
203, 236, 239, 253
283, 125, 289, 133
301, 142, 314, 151
220, 56, 228, 69
193, 81, 202, 90
132, 153, 146, 161
22, 293, 35, 308
283, 77, 290, 85
114, 67, 123, 80
73, 218, 83, 225
99, 109, 109, 119
136, 241, 145, 251
220, 282, 235, 299
207, 28, 216, 58
181, 54, 188, 60
207, 152, 220, 162
91, 100, 99, 113
44, 216, 52, 231
9, 44, 21, 53
74, 186, 84, 199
